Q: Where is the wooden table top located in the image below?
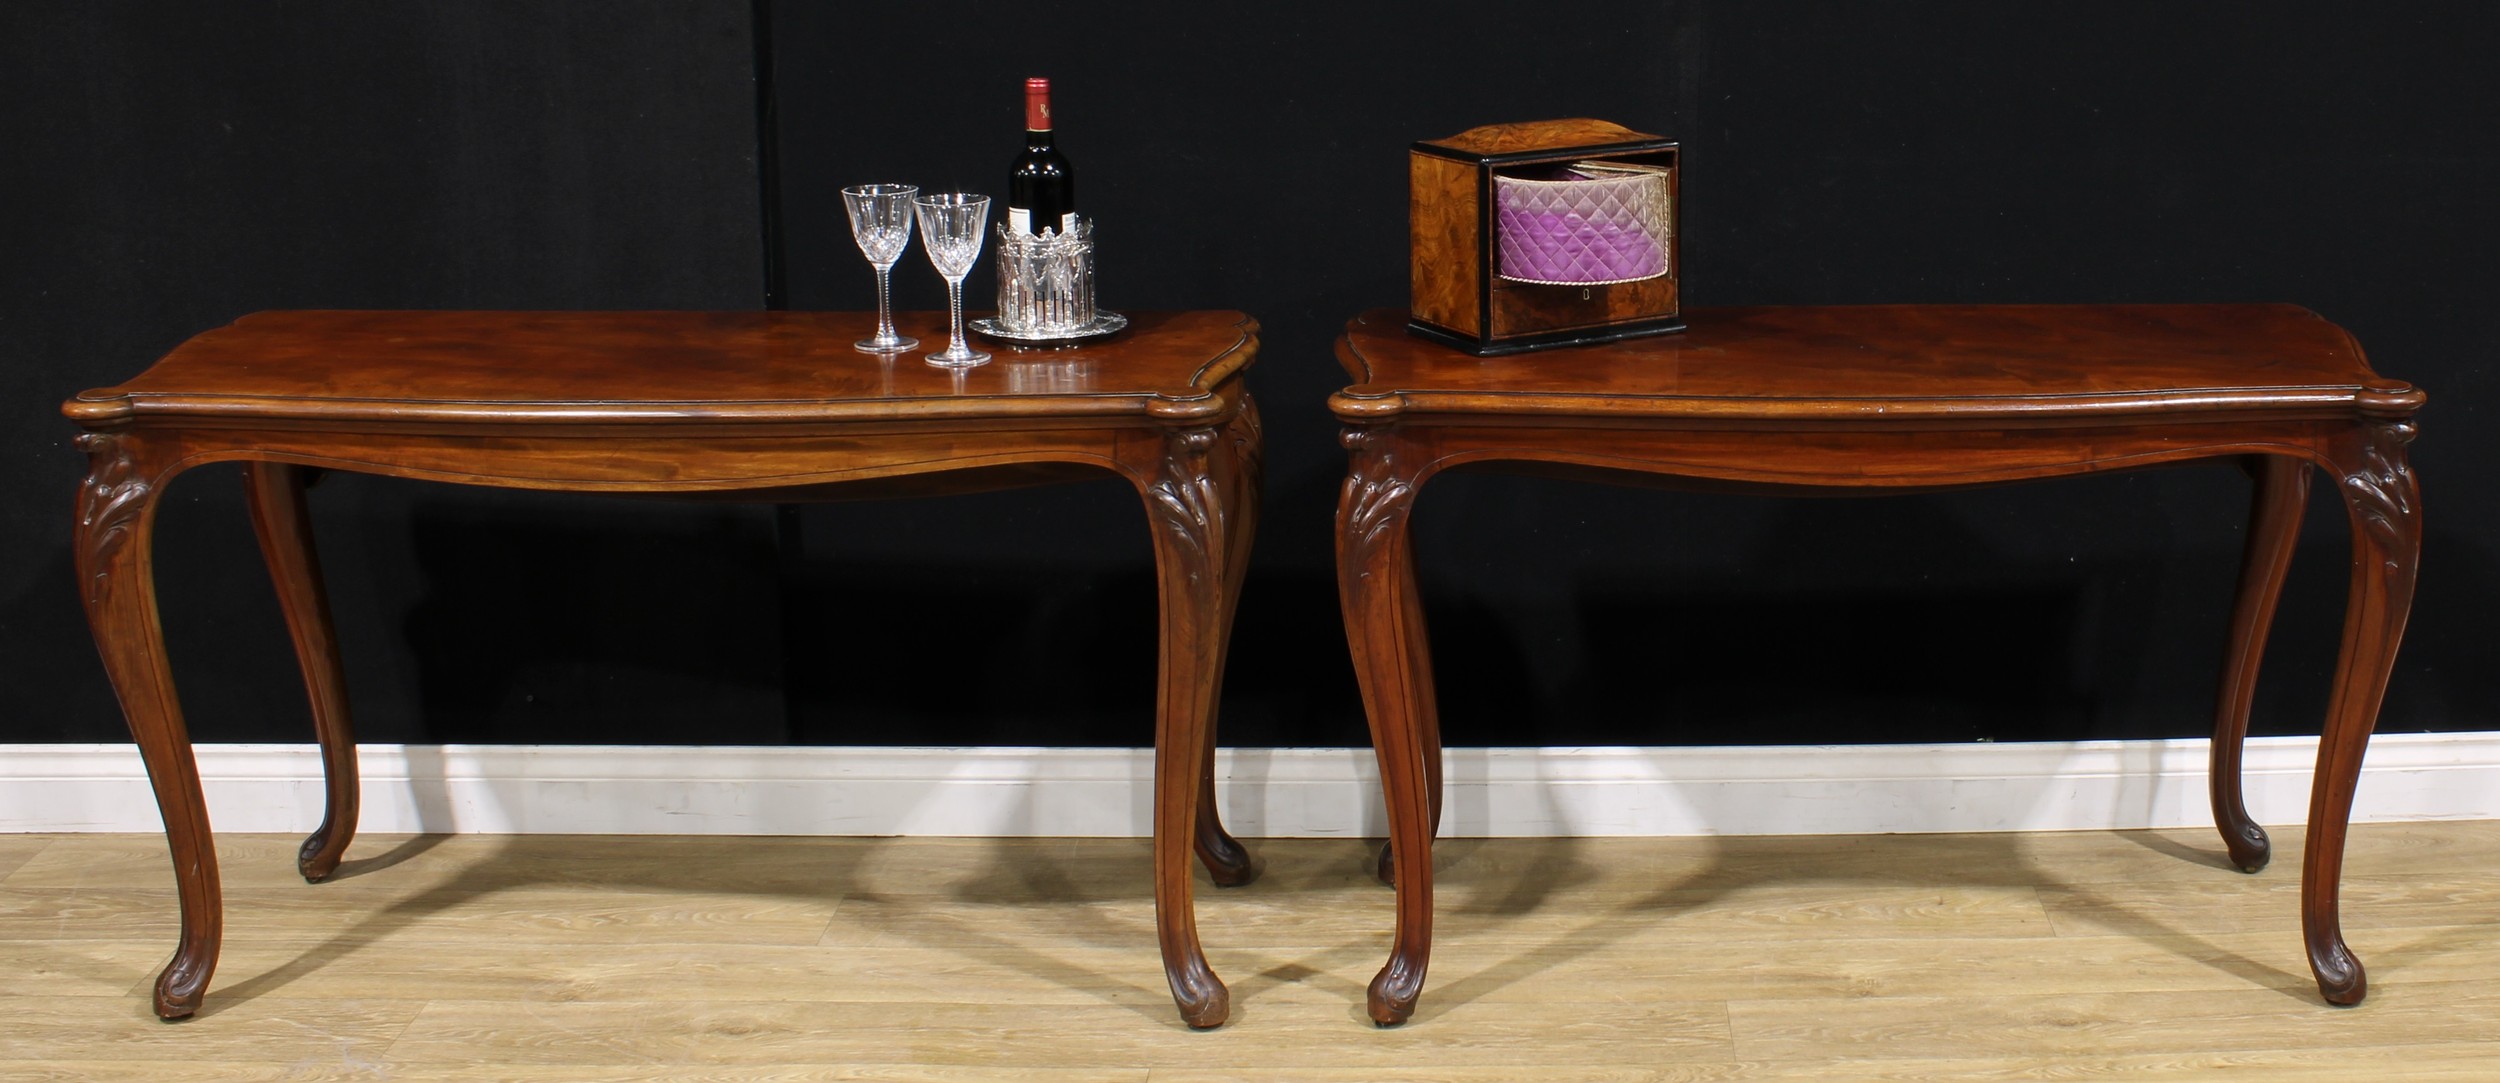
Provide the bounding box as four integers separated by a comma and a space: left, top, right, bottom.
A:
1334, 305, 2413, 423
65, 309, 1258, 429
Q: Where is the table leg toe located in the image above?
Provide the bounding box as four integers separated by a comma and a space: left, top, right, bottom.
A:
297, 829, 349, 883
153, 939, 215, 1019
1197, 825, 1265, 888
1367, 955, 1424, 1026
1169, 963, 1231, 1029
2311, 936, 2366, 1006
2223, 823, 2271, 875
1194, 759, 1261, 887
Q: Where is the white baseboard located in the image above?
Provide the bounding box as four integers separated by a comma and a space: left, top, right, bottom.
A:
5, 734, 2497, 837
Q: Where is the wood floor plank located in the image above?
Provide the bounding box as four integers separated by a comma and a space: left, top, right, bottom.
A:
0, 886, 177, 942
0, 993, 419, 1063
1415, 829, 2248, 890
0, 1063, 1150, 1083
384, 997, 1734, 1069
376, 1070, 1153, 1082
0, 834, 50, 881
2335, 819, 2500, 877
2040, 872, 2500, 937
3, 833, 894, 896
197, 941, 1170, 1007
1420, 822, 2500, 893
0, 937, 176, 998
1709, 1044, 2500, 1081
0, 884, 840, 947
1726, 981, 2500, 1061
1150, 1070, 1756, 1082
0, 1063, 401, 1082
1406, 930, 2315, 1005
4, 833, 309, 891
823, 883, 2052, 958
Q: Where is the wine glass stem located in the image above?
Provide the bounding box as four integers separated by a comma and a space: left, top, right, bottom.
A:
946, 277, 967, 353
873, 265, 897, 343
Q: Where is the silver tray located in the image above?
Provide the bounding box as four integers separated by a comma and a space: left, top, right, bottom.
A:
969, 311, 1128, 348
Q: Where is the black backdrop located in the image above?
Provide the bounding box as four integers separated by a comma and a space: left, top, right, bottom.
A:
6, 3, 2493, 753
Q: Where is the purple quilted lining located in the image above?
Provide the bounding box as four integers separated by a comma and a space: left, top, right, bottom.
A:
1495, 172, 1668, 284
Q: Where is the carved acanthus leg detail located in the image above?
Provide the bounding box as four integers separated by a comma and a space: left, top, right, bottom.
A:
1193, 395, 1264, 889
75, 432, 222, 1019
1337, 425, 1436, 1025
77, 433, 152, 607
1142, 424, 1233, 1028
243, 462, 361, 883
2210, 454, 2308, 873
2304, 418, 2421, 1005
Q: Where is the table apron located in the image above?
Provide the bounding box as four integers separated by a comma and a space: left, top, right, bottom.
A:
105, 425, 1146, 494
1366, 417, 2355, 491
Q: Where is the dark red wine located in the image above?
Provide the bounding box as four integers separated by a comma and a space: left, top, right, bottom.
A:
1007, 77, 1075, 235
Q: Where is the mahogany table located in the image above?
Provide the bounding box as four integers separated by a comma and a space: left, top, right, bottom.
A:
1330, 305, 2423, 1024
65, 309, 1263, 1028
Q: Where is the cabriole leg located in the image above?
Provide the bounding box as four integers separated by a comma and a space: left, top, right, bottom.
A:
1194, 396, 1263, 888
2304, 416, 2421, 1005
2209, 454, 2308, 873
75, 432, 221, 1019
243, 462, 361, 883
1338, 426, 1435, 1025
1141, 425, 1235, 1028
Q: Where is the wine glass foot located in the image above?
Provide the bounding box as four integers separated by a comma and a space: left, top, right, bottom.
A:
925, 347, 991, 368
855, 336, 920, 354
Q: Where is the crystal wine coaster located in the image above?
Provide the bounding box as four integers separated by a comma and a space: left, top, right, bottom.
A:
977, 218, 1124, 346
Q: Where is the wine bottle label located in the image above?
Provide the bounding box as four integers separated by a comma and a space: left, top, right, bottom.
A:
1006, 208, 1078, 235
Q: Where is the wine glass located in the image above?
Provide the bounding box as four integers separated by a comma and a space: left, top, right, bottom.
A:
913, 192, 993, 368
842, 183, 920, 353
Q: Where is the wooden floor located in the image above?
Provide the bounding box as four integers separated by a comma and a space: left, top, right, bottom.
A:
6, 822, 2500, 1079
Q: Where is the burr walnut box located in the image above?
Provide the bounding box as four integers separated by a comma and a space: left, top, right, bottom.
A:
1408, 118, 1682, 355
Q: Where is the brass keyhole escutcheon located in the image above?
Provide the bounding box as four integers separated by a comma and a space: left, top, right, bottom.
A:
1580, 288, 1592, 300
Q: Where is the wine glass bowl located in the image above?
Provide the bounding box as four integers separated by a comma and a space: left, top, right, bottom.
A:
841, 183, 920, 354
913, 192, 993, 368
852, 219, 911, 264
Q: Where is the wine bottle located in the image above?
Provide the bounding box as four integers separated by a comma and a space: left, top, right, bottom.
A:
1007, 77, 1076, 235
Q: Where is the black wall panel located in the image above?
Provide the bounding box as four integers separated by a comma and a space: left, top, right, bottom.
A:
6, 2, 2493, 751
3, 3, 772, 744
